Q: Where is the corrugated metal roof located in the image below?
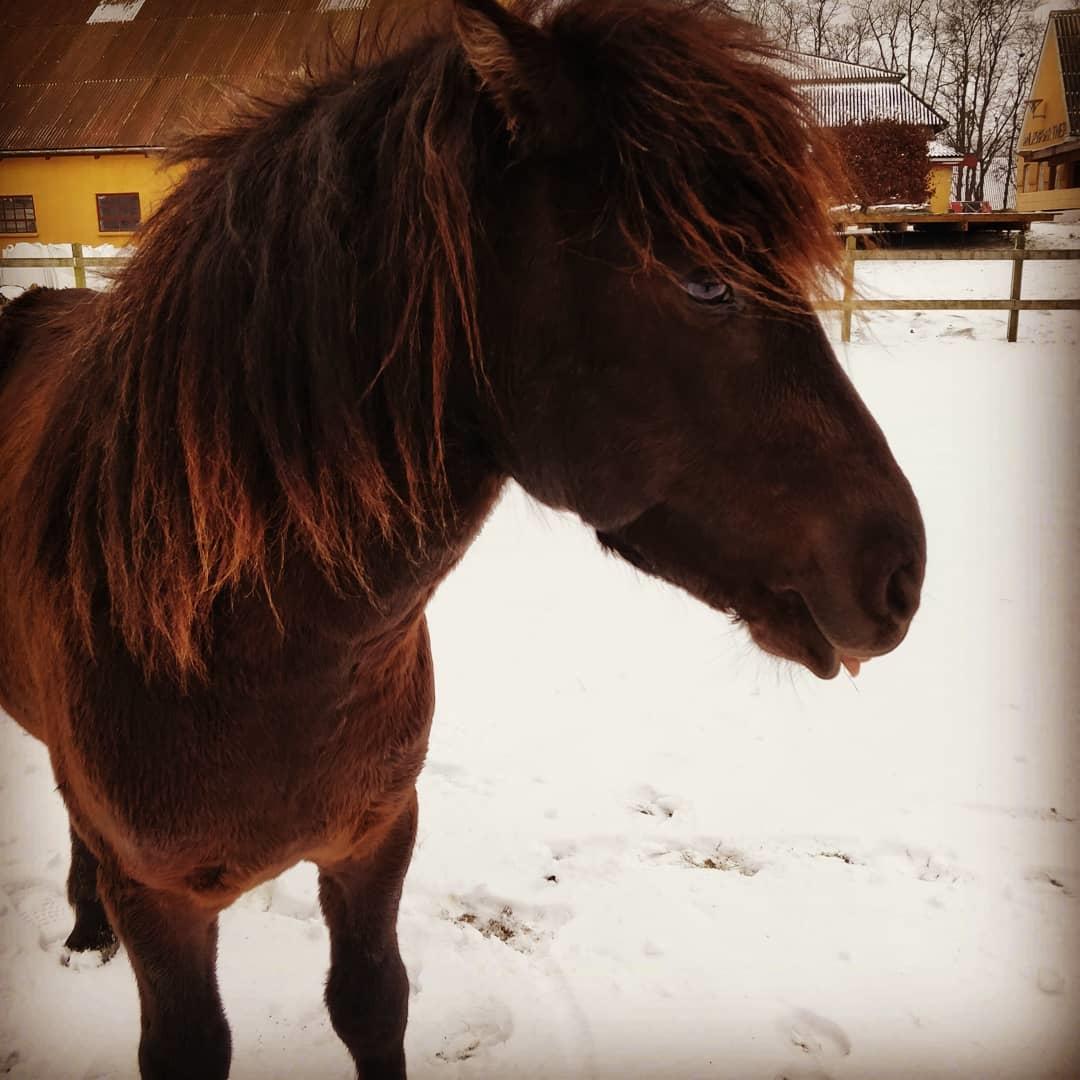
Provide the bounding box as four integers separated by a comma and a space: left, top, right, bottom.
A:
2, 5, 949, 153
1050, 9, 1080, 136
0, 0, 408, 152
774, 52, 898, 84
4, 0, 99, 27
770, 49, 946, 132
799, 81, 945, 130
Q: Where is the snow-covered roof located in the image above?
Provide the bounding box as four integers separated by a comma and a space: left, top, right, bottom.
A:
773, 52, 899, 84
773, 50, 947, 132
928, 139, 963, 163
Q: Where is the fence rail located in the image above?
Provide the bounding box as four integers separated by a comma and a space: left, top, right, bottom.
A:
819, 234, 1080, 343
0, 243, 128, 288
4, 239, 1080, 344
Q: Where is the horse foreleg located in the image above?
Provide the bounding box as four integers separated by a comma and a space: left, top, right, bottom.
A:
97, 861, 231, 1080
317, 790, 418, 1080
63, 825, 118, 960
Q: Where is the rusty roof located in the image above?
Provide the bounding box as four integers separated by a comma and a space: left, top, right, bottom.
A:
1, 6, 954, 154
0, 0, 396, 153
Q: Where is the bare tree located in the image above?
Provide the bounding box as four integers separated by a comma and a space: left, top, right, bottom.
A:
730, 0, 1043, 207
797, 0, 846, 55
936, 0, 1040, 203
725, 0, 803, 48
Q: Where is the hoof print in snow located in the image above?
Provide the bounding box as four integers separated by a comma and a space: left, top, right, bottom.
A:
782, 1009, 852, 1058
455, 906, 526, 945
629, 785, 684, 819
9, 882, 72, 950
2, 1051, 20, 1075
681, 847, 759, 876
1037, 967, 1066, 995
645, 844, 760, 876
448, 894, 568, 954
816, 850, 857, 866
890, 847, 964, 885
774, 1069, 834, 1080
434, 1009, 512, 1063
452, 901, 539, 954
436, 1034, 483, 1063
1026, 869, 1076, 898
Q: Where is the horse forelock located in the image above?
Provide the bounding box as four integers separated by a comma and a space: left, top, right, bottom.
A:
531, 0, 844, 307
21, 0, 843, 683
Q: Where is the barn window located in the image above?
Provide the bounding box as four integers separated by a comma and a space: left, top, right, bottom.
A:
0, 195, 37, 234
96, 192, 141, 232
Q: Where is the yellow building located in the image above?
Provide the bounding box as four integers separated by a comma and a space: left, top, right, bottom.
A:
0, 0, 372, 247
0, 154, 182, 246
1016, 9, 1080, 214
928, 144, 966, 215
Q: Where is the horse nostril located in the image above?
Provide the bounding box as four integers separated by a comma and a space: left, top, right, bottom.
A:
885, 560, 920, 622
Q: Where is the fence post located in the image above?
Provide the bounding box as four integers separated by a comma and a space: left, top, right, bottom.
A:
72, 243, 87, 289
841, 233, 856, 343
1007, 231, 1025, 343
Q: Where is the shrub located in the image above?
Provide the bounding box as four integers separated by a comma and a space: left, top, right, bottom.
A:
834, 120, 933, 211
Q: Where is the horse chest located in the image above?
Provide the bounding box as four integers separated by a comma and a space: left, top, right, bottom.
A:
54, 627, 434, 897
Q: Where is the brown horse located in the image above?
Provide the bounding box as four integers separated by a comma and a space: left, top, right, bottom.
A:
0, 0, 925, 1076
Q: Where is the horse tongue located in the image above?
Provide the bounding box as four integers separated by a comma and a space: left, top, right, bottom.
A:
840, 656, 862, 677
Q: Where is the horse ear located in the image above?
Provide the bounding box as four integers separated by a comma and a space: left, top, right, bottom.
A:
453, 0, 573, 148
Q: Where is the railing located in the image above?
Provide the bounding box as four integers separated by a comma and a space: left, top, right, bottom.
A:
4, 238, 1080, 345
0, 242, 128, 289
820, 234, 1080, 343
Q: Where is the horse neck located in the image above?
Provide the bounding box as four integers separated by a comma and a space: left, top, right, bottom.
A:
275, 377, 507, 649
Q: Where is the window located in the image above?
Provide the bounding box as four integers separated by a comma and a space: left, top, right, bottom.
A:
96, 192, 141, 232
0, 195, 37, 234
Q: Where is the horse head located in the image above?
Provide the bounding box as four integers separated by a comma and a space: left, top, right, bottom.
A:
455, 0, 925, 678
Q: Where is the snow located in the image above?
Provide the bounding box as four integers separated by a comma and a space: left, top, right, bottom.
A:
1, 231, 1078, 1079
0, 242, 129, 297
86, 1, 146, 24
835, 223, 1080, 348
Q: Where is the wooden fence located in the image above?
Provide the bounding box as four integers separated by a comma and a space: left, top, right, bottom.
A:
0, 243, 127, 289
3, 238, 1080, 345
820, 234, 1080, 343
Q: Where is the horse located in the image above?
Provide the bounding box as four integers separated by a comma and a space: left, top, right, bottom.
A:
0, 0, 926, 1076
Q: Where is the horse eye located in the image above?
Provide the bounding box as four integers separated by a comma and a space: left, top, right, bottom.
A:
681, 275, 733, 305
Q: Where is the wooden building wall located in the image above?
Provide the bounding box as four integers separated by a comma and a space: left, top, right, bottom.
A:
0, 153, 183, 245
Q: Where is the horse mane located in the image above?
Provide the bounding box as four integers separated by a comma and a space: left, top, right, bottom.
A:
17, 0, 843, 682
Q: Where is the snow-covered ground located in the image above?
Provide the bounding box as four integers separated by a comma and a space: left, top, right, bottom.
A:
839, 223, 1080, 350
1, 231, 1078, 1079
0, 242, 126, 298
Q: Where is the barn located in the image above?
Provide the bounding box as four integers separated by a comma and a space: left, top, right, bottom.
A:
2, 3, 961, 249
0, 0, 374, 246
1015, 8, 1080, 215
